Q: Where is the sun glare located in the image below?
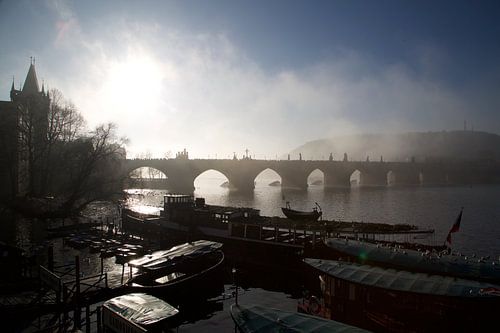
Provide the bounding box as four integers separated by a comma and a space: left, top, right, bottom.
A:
101, 53, 164, 116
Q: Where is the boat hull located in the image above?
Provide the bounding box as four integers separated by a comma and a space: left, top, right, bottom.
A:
281, 207, 322, 221
125, 251, 225, 303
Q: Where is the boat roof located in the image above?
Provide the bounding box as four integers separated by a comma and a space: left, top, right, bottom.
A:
128, 240, 223, 270
230, 304, 370, 333
325, 238, 500, 282
103, 293, 178, 326
305, 258, 500, 298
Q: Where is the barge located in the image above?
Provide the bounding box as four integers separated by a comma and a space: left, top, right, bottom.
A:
304, 258, 500, 332
121, 194, 435, 270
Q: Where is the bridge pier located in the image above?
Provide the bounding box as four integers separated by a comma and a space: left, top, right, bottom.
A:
228, 177, 255, 192
281, 177, 308, 189
420, 170, 447, 186
276, 164, 309, 189
324, 172, 351, 188
359, 170, 387, 187
168, 177, 195, 194
392, 171, 421, 186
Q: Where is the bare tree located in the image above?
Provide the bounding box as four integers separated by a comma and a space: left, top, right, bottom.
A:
42, 89, 86, 193
16, 88, 86, 196
12, 87, 128, 216
58, 123, 127, 214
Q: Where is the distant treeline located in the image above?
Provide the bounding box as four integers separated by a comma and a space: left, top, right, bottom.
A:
289, 131, 500, 162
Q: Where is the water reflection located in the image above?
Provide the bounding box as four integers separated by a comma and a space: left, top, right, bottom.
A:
126, 181, 500, 256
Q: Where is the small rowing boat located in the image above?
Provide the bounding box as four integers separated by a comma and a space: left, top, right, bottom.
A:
281, 202, 322, 221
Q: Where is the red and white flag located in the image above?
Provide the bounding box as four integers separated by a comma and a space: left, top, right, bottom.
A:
445, 208, 463, 245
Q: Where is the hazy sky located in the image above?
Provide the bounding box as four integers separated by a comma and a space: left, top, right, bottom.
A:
1, 0, 499, 158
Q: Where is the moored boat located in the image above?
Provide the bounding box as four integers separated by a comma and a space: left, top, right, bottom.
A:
102, 293, 179, 332
324, 238, 500, 283
304, 258, 500, 332
281, 202, 322, 221
125, 240, 225, 300
230, 303, 370, 332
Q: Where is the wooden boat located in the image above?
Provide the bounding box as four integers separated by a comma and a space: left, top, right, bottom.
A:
324, 238, 500, 283
230, 304, 370, 333
304, 258, 500, 332
281, 202, 322, 221
102, 293, 179, 332
125, 240, 225, 299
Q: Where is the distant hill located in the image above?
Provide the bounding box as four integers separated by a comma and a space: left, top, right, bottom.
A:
288, 131, 500, 162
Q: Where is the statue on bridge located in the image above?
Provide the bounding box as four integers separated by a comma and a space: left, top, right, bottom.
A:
176, 149, 189, 160
329, 153, 333, 161
343, 153, 348, 162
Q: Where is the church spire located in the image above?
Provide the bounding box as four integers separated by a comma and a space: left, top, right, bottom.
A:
10, 76, 17, 100
22, 59, 40, 95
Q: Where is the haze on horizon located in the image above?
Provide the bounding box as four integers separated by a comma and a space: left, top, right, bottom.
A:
1, 0, 499, 159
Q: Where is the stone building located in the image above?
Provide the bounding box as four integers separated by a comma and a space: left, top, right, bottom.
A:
0, 60, 49, 199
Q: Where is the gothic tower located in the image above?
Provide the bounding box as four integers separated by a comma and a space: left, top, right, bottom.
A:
0, 60, 50, 198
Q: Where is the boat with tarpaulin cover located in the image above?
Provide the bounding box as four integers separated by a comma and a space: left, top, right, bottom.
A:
304, 258, 500, 332
125, 240, 225, 299
102, 293, 179, 332
230, 304, 370, 333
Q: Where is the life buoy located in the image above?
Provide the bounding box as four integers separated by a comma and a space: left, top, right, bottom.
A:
308, 296, 321, 315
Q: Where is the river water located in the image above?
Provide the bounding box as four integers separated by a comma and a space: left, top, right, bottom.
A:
2, 179, 500, 331
126, 177, 500, 257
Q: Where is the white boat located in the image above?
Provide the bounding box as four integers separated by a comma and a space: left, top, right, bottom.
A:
102, 293, 178, 332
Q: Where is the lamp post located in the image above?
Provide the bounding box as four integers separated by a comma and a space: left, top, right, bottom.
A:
232, 267, 238, 305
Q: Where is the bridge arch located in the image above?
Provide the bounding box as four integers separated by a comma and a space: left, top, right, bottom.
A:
307, 169, 324, 186
254, 168, 282, 187
126, 166, 168, 189
129, 167, 168, 179
194, 169, 231, 190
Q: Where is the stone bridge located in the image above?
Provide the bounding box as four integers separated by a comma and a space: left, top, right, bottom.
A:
123, 158, 500, 193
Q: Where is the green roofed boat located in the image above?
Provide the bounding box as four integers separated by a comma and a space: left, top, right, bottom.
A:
304, 258, 500, 332
324, 238, 500, 283
230, 304, 370, 333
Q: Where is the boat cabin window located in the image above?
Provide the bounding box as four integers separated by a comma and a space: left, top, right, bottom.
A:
164, 195, 193, 204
